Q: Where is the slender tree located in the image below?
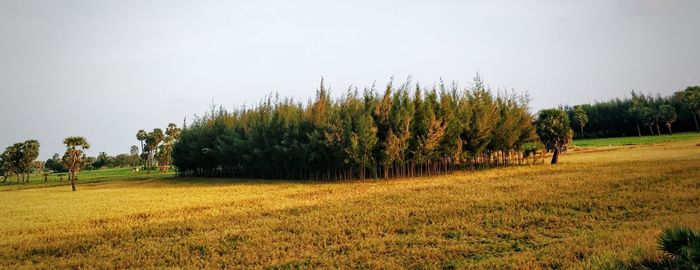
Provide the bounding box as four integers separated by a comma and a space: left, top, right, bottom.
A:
136, 130, 147, 168
145, 128, 164, 172
573, 105, 588, 138
21, 140, 40, 182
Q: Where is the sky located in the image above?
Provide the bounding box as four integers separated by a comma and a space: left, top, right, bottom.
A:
1, 0, 699, 159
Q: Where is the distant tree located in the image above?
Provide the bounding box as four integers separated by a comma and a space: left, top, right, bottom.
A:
45, 153, 66, 172
165, 123, 182, 141
156, 137, 173, 171
573, 105, 588, 138
535, 109, 573, 164
62, 136, 90, 192
19, 140, 40, 182
683, 86, 700, 132
153, 123, 181, 172
628, 91, 649, 137
92, 152, 111, 169
136, 130, 147, 168
0, 145, 18, 183
0, 141, 40, 183
145, 128, 164, 172
639, 106, 657, 136
658, 104, 677, 134
130, 145, 139, 156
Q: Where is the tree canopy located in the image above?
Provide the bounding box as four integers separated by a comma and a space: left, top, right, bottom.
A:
534, 109, 573, 164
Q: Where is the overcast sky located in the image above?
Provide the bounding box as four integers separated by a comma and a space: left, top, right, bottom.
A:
1, 0, 699, 159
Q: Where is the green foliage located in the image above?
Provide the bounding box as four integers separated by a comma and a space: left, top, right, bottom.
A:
173, 76, 538, 180
658, 226, 700, 269
535, 109, 573, 164
658, 104, 677, 133
45, 153, 66, 172
92, 152, 111, 169
0, 140, 41, 182
137, 124, 181, 172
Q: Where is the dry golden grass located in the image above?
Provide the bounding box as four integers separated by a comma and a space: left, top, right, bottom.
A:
1, 139, 699, 269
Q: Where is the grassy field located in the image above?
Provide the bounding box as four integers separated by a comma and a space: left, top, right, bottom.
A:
1, 140, 699, 269
572, 132, 700, 147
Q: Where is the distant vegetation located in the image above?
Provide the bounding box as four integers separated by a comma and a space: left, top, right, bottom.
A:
565, 86, 700, 138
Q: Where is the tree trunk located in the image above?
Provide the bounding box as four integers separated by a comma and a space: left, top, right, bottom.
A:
550, 148, 559, 164
141, 141, 146, 170
655, 121, 661, 136
648, 125, 654, 136
666, 123, 672, 135
580, 126, 584, 139
70, 171, 77, 192
693, 112, 699, 132
636, 123, 641, 137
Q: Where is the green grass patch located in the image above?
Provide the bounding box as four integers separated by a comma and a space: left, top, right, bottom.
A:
573, 132, 700, 147
1, 167, 174, 189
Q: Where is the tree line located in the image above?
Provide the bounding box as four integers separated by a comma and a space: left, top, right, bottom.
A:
172, 76, 554, 180
565, 86, 700, 138
45, 149, 142, 173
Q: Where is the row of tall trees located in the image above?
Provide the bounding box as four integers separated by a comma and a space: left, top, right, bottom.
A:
565, 86, 700, 138
173, 76, 544, 180
135, 124, 181, 172
0, 140, 40, 183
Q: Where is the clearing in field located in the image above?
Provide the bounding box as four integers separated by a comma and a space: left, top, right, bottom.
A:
1, 138, 699, 269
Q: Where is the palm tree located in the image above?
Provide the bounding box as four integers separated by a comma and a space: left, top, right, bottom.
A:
535, 109, 573, 164
145, 129, 164, 172
658, 226, 700, 268
136, 130, 147, 168
165, 123, 181, 140
62, 136, 89, 192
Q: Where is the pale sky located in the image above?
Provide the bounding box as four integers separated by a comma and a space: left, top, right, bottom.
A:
1, 0, 699, 159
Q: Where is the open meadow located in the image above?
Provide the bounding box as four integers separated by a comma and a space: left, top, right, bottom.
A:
1, 137, 699, 269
